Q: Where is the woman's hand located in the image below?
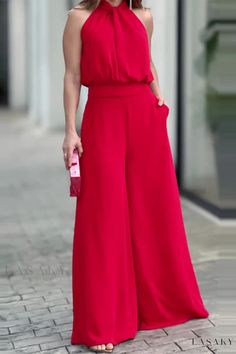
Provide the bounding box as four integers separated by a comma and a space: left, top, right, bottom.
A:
62, 131, 83, 170
157, 95, 165, 106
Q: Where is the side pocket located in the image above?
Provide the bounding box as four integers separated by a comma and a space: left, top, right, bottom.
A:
162, 103, 170, 119
153, 95, 170, 120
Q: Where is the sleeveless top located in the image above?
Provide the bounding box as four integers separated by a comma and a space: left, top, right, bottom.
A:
80, 0, 154, 87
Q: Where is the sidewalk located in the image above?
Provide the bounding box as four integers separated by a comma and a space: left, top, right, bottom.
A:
0, 110, 235, 354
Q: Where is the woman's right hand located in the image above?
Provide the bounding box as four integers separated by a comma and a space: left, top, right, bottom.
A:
62, 131, 83, 170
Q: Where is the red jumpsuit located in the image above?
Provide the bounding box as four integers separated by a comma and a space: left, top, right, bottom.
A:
71, 0, 209, 346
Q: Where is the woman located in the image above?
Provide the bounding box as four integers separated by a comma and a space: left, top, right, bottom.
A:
62, 0, 209, 352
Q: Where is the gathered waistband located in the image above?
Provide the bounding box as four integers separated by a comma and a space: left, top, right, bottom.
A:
88, 82, 150, 98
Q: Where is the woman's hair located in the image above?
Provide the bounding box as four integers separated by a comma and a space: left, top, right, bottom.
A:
76, 0, 143, 10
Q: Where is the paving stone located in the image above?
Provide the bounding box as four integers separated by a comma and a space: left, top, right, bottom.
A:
66, 345, 93, 353
14, 287, 36, 296
26, 298, 68, 311
0, 327, 9, 335
0, 295, 21, 303
14, 334, 61, 349
22, 289, 63, 301
14, 345, 41, 353
163, 318, 214, 334
144, 329, 198, 347
0, 305, 26, 318
115, 338, 150, 353
213, 350, 236, 354
9, 320, 54, 334
40, 338, 71, 351
123, 342, 181, 353
12, 345, 41, 353
0, 318, 30, 328
1, 330, 35, 343
0, 289, 18, 297
34, 349, 68, 354
35, 323, 72, 337
53, 315, 73, 326
179, 347, 212, 353
0, 298, 45, 308
0, 341, 14, 350
211, 318, 236, 326
48, 304, 72, 313
60, 330, 71, 339
193, 326, 236, 337
42, 294, 67, 302
135, 328, 167, 340
29, 310, 72, 324
7, 308, 51, 320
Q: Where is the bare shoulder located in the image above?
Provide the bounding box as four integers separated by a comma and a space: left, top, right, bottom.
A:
139, 7, 153, 27
132, 7, 153, 32
67, 4, 91, 30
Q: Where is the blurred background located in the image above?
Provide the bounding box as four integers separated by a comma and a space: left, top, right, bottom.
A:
0, 1, 236, 353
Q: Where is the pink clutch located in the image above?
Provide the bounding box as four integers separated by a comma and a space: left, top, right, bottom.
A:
69, 149, 81, 197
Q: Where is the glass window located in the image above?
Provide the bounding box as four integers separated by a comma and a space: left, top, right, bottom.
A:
181, 0, 236, 213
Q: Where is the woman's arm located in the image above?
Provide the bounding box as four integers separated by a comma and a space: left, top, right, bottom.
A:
142, 8, 165, 106
62, 8, 84, 170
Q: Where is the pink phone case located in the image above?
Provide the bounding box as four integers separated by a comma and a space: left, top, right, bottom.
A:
69, 149, 81, 197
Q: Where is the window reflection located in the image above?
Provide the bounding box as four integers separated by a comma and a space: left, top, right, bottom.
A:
182, 0, 236, 211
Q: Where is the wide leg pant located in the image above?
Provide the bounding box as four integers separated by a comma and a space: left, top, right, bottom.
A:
71, 83, 209, 346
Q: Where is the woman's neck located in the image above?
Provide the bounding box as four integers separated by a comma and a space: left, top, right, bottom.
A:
104, 0, 123, 7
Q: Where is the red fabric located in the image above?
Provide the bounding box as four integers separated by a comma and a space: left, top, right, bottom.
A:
71, 0, 209, 347
80, 0, 154, 87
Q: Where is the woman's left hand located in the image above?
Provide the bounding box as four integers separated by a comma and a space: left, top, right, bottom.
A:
157, 95, 165, 106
